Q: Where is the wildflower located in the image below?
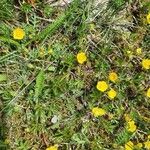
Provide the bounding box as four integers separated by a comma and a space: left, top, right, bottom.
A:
144, 140, 150, 149
13, 27, 25, 40
46, 145, 58, 150
127, 120, 137, 132
39, 48, 45, 57
124, 114, 132, 122
127, 50, 132, 55
136, 48, 142, 55
92, 107, 106, 117
146, 88, 150, 98
109, 72, 118, 83
136, 143, 143, 148
127, 50, 133, 58
142, 59, 150, 69
147, 13, 150, 24
125, 141, 134, 150
107, 89, 117, 99
76, 52, 87, 64
90, 23, 95, 31
96, 81, 108, 92
48, 49, 53, 54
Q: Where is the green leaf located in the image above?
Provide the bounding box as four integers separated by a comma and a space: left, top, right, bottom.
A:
0, 74, 7, 82
72, 133, 86, 144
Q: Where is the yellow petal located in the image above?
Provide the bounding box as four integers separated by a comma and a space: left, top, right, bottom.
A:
127, 120, 137, 132
136, 48, 142, 55
146, 88, 150, 98
136, 143, 143, 148
109, 72, 118, 82
77, 52, 87, 64
46, 145, 58, 150
147, 13, 150, 24
125, 141, 134, 150
144, 141, 150, 149
142, 59, 150, 69
92, 107, 106, 117
124, 114, 132, 122
96, 81, 108, 92
107, 89, 117, 99
13, 28, 25, 40
48, 49, 53, 54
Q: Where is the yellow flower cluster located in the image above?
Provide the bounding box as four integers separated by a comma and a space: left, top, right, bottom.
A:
125, 141, 143, 150
124, 114, 137, 132
96, 72, 118, 100
125, 46, 150, 71
92, 72, 118, 117
126, 47, 142, 58
125, 134, 150, 150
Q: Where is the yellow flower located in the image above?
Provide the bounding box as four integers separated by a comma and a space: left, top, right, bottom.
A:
127, 120, 137, 132
96, 81, 108, 92
142, 59, 150, 69
92, 107, 106, 117
107, 89, 117, 99
136, 143, 143, 148
144, 140, 150, 149
13, 27, 25, 40
39, 48, 45, 57
46, 145, 58, 150
136, 48, 142, 55
125, 141, 134, 150
124, 114, 132, 122
148, 135, 150, 139
146, 88, 150, 98
127, 50, 132, 55
76, 52, 87, 64
90, 23, 95, 31
147, 13, 150, 24
109, 72, 118, 83
48, 49, 53, 54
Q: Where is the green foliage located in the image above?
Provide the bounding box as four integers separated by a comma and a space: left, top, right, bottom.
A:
0, 0, 149, 149
0, 36, 20, 47
0, 0, 13, 20
37, 0, 83, 42
34, 70, 45, 101
0, 141, 7, 150
115, 129, 131, 145
109, 0, 126, 10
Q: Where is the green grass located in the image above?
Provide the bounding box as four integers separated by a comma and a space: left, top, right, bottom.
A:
0, 0, 150, 150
